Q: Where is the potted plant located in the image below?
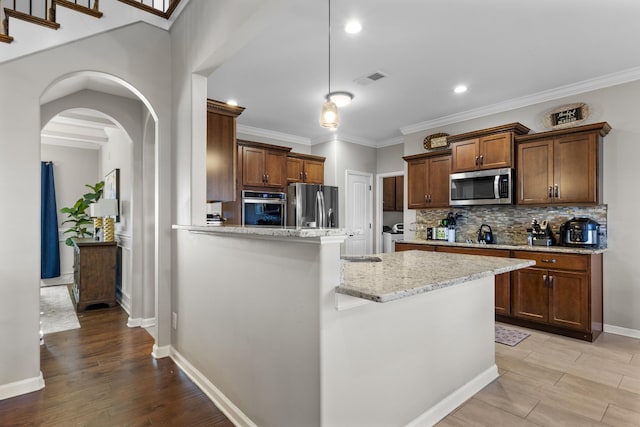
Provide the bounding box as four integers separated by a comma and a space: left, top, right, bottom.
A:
59, 181, 104, 246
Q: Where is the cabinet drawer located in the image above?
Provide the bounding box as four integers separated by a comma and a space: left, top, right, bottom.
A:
512, 251, 587, 272
436, 246, 510, 258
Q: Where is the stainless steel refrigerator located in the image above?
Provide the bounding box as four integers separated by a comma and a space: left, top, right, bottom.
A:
287, 183, 339, 228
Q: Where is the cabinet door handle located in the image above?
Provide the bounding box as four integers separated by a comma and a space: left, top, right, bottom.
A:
543, 274, 548, 288
548, 186, 553, 198
554, 184, 559, 198
548, 275, 554, 288
428, 194, 432, 203
424, 194, 428, 203
541, 258, 557, 264
300, 172, 303, 179
265, 174, 269, 183
304, 171, 308, 180
475, 155, 479, 166
479, 154, 484, 165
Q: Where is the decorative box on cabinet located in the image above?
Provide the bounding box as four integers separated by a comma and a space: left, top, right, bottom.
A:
403, 151, 451, 209
287, 153, 325, 184
515, 122, 610, 205
206, 99, 245, 202
72, 239, 117, 311
447, 123, 530, 173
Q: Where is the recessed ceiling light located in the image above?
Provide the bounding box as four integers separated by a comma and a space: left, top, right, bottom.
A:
454, 85, 467, 94
345, 20, 362, 34
327, 91, 354, 107
226, 99, 238, 106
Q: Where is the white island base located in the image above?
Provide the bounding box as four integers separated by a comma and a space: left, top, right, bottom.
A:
172, 226, 532, 427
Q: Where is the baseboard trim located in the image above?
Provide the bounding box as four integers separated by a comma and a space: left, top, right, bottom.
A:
604, 324, 640, 339
0, 372, 45, 400
152, 344, 171, 359
406, 364, 499, 427
128, 317, 156, 328
141, 317, 156, 328
170, 348, 257, 427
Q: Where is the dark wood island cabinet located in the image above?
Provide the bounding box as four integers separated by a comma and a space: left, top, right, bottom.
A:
72, 239, 117, 311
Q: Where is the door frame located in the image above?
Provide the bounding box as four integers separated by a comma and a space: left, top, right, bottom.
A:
375, 171, 404, 254
344, 169, 373, 255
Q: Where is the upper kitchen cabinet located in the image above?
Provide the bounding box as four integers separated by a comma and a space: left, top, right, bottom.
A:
287, 153, 325, 185
448, 123, 530, 173
239, 140, 291, 189
515, 122, 611, 205
383, 176, 404, 211
404, 151, 451, 209
206, 99, 245, 202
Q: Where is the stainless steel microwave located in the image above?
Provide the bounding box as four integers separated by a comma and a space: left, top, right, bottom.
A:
449, 168, 513, 206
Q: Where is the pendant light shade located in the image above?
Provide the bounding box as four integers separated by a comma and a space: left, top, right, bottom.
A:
320, 100, 339, 129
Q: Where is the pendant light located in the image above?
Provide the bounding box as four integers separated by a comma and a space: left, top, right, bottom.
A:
320, 0, 339, 129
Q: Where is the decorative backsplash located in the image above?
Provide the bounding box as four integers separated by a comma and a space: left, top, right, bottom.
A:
413, 205, 608, 247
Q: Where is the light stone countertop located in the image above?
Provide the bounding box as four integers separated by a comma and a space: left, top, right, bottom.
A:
399, 239, 607, 255
336, 251, 534, 303
172, 224, 353, 238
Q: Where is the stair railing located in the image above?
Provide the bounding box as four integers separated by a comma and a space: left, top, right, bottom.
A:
116, 0, 182, 19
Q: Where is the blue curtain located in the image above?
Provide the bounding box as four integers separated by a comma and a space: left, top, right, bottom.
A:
41, 161, 60, 279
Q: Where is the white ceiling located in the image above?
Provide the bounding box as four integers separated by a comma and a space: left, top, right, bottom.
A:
206, 0, 640, 146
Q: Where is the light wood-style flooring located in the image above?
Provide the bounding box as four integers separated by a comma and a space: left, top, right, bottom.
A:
1, 302, 639, 426
438, 324, 640, 426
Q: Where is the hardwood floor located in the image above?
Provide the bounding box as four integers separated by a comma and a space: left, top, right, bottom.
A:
0, 303, 233, 427
438, 324, 640, 426
2, 303, 639, 426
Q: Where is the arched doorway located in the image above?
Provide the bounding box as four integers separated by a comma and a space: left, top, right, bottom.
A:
39, 72, 159, 344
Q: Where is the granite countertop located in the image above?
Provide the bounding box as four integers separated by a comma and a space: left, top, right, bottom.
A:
336, 251, 534, 303
172, 224, 353, 238
399, 239, 607, 255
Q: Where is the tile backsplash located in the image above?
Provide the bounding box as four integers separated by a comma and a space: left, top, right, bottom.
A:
413, 205, 607, 247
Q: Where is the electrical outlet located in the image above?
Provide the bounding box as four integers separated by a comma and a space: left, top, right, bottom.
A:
172, 312, 178, 329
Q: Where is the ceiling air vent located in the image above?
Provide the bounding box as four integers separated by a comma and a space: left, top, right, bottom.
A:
355, 71, 388, 86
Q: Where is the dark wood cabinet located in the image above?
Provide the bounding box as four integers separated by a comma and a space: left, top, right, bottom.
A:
516, 122, 610, 205
382, 176, 404, 211
447, 123, 530, 173
239, 140, 289, 189
206, 99, 244, 202
404, 152, 451, 209
510, 250, 601, 341
72, 240, 117, 311
433, 246, 512, 315
393, 242, 603, 341
451, 132, 513, 172
287, 153, 325, 184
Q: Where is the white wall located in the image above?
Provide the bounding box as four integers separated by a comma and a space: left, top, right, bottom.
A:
40, 144, 100, 281
0, 22, 172, 395
402, 80, 640, 332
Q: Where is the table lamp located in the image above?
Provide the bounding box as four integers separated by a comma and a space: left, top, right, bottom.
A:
90, 199, 118, 242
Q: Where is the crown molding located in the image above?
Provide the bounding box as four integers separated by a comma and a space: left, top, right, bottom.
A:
377, 136, 404, 148
400, 66, 640, 136
236, 124, 311, 146
41, 134, 103, 149
311, 133, 378, 148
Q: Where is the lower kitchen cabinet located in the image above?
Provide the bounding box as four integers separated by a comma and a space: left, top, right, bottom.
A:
394, 242, 603, 341
508, 250, 601, 342
72, 239, 117, 311
437, 246, 511, 315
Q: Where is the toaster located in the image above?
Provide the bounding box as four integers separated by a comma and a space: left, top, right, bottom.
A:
560, 217, 599, 247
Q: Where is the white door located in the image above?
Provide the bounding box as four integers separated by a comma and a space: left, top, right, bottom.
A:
345, 170, 373, 255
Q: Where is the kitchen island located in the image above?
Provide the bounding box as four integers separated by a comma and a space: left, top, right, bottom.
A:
171, 225, 533, 427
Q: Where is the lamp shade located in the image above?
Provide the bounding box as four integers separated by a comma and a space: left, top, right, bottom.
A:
90, 199, 118, 217
320, 100, 339, 129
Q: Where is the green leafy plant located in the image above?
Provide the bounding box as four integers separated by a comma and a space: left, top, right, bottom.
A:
60, 181, 104, 246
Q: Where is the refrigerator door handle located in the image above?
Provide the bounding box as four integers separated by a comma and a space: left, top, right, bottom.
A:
317, 190, 326, 228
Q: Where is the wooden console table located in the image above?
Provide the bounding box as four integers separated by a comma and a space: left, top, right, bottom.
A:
72, 239, 117, 311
